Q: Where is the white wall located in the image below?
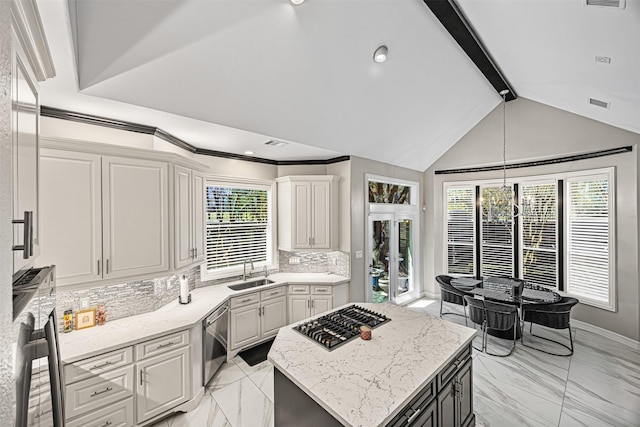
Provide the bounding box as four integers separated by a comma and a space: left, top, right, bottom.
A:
349, 156, 424, 302
424, 97, 640, 341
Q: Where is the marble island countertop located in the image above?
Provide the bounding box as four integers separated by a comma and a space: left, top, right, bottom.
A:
268, 302, 477, 427
59, 272, 348, 364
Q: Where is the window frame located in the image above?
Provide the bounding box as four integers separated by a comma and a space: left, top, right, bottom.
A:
442, 168, 616, 311
200, 176, 277, 282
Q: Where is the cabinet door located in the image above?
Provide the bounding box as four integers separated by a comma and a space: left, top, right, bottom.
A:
458, 360, 473, 427
288, 295, 310, 324
437, 380, 456, 427
39, 150, 102, 285
311, 181, 331, 249
102, 157, 169, 279
136, 346, 189, 423
12, 50, 40, 273
230, 303, 261, 350
261, 296, 287, 338
192, 171, 206, 263
291, 182, 311, 249
310, 295, 332, 317
174, 165, 192, 269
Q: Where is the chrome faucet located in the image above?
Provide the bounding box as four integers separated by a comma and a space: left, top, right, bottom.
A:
243, 259, 254, 281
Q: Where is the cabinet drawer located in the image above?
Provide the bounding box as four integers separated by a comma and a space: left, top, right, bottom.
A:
136, 330, 189, 360
67, 397, 134, 427
437, 344, 471, 391
230, 292, 260, 308
261, 286, 286, 300
288, 285, 310, 294
65, 365, 134, 420
65, 347, 133, 384
311, 285, 332, 295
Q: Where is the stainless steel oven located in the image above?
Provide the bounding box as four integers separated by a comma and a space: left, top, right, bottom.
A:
203, 302, 229, 386
12, 265, 64, 427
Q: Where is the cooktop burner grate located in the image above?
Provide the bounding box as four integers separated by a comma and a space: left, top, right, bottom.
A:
292, 305, 391, 351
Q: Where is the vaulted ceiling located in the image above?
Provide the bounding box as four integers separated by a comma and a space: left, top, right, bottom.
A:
37, 0, 640, 171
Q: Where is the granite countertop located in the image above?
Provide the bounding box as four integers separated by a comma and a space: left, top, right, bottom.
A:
268, 302, 476, 427
59, 272, 349, 364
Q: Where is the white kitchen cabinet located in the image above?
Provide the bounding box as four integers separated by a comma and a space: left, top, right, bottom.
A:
287, 285, 338, 324
229, 302, 261, 350
39, 150, 102, 285
103, 156, 169, 279
11, 27, 43, 274
174, 166, 206, 269
136, 346, 190, 423
276, 176, 340, 251
229, 286, 287, 352
38, 150, 169, 285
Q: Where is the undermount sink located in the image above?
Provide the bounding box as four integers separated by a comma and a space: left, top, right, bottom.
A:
227, 278, 274, 291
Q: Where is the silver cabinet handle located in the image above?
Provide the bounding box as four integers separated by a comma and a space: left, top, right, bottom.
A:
140, 370, 144, 385
195, 247, 198, 258
97, 260, 101, 276
90, 387, 112, 397
100, 421, 113, 427
407, 408, 423, 425
106, 259, 109, 274
241, 298, 252, 303
157, 341, 174, 349
205, 306, 229, 326
12, 211, 33, 259
269, 291, 279, 296
90, 361, 113, 370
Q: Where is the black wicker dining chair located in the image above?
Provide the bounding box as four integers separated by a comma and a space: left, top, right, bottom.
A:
521, 297, 579, 356
436, 275, 468, 326
464, 296, 519, 357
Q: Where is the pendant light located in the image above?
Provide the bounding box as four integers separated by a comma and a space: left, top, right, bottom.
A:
497, 89, 520, 218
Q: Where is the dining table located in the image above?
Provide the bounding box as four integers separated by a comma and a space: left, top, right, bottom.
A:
450, 276, 562, 339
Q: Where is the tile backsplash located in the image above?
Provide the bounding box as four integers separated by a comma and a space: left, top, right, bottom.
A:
278, 250, 350, 277
55, 266, 200, 329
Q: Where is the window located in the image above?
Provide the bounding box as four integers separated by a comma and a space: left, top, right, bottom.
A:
520, 181, 558, 288
446, 187, 475, 275
443, 168, 615, 310
481, 185, 514, 277
203, 180, 274, 279
566, 172, 614, 310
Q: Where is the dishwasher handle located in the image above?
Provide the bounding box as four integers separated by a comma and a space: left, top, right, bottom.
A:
205, 305, 229, 327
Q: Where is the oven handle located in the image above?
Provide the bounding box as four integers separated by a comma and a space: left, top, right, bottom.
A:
205, 305, 229, 327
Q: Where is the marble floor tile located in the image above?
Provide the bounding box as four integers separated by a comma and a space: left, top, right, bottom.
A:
212, 376, 274, 427
167, 394, 232, 427
206, 361, 247, 391
232, 355, 273, 376
248, 365, 274, 402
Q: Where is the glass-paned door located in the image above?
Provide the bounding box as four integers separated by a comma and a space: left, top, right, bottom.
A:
368, 213, 418, 304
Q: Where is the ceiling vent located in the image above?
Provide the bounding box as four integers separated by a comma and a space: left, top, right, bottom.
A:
264, 140, 288, 148
589, 98, 610, 109
584, 0, 625, 9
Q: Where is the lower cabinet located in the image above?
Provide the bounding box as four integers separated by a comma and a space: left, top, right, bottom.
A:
229, 286, 287, 351
387, 344, 473, 427
287, 285, 334, 323
64, 330, 191, 426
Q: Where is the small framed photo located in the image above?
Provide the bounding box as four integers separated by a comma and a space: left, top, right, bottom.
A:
76, 308, 96, 330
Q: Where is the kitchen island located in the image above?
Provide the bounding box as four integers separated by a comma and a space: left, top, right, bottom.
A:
268, 303, 477, 427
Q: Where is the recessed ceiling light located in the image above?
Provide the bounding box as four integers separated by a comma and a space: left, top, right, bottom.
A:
244, 151, 255, 155
373, 45, 388, 63
290, 0, 305, 5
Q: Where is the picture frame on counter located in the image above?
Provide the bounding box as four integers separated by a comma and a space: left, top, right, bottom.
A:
75, 308, 96, 330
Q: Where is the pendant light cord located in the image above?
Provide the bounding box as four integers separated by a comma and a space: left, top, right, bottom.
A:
503, 90, 507, 188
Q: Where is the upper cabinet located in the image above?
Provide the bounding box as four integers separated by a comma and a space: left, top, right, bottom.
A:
39, 149, 170, 285
174, 165, 206, 269
277, 176, 340, 251
10, 0, 56, 275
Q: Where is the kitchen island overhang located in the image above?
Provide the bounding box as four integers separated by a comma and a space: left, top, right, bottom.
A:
268, 302, 477, 427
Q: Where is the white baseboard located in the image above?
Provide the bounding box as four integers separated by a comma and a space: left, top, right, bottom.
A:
572, 319, 640, 350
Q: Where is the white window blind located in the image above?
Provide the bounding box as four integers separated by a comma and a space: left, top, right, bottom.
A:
481, 185, 514, 277
520, 182, 557, 288
205, 185, 269, 273
567, 174, 613, 309
446, 187, 475, 275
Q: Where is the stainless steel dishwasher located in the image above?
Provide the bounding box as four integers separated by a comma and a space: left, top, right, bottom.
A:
203, 302, 229, 386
